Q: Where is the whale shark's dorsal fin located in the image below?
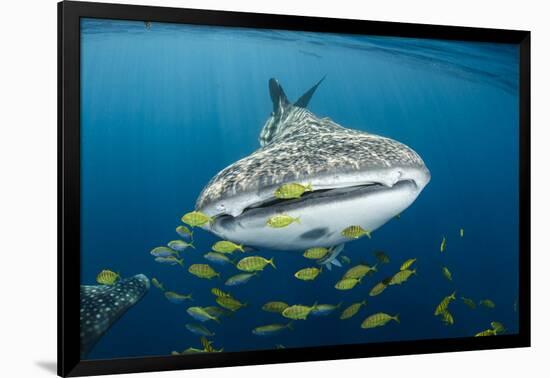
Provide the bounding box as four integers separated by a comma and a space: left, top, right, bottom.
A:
260, 77, 326, 147
294, 75, 326, 108
269, 78, 290, 113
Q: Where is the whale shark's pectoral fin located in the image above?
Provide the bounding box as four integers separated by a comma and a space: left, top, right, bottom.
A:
269, 78, 290, 113
294, 75, 326, 108
80, 274, 150, 358
319, 243, 345, 271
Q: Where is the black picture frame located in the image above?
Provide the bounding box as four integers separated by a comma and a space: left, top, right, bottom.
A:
58, 1, 531, 376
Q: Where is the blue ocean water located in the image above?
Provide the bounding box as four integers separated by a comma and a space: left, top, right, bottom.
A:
80, 18, 519, 360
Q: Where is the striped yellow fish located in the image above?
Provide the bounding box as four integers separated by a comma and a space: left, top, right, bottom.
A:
96, 269, 120, 285
294, 267, 321, 281
334, 277, 361, 290
210, 288, 231, 298
434, 291, 456, 315
262, 301, 289, 314
361, 313, 399, 329
236, 256, 276, 272
341, 225, 371, 239
399, 258, 417, 271
188, 264, 220, 279
340, 300, 367, 320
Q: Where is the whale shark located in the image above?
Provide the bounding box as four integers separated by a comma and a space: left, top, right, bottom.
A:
196, 77, 430, 252
80, 274, 150, 358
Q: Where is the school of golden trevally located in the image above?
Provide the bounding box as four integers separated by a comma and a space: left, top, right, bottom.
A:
136, 201, 508, 354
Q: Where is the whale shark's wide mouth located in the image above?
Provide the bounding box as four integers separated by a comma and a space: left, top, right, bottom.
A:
246, 182, 398, 212
216, 178, 422, 222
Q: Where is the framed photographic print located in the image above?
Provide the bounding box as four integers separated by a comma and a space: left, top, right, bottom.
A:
58, 1, 530, 376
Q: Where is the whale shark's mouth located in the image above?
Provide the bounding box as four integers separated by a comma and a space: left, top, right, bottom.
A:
207, 178, 424, 250
218, 179, 418, 221
250, 183, 388, 211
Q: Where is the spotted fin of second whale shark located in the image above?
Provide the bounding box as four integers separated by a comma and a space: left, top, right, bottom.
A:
80, 274, 150, 358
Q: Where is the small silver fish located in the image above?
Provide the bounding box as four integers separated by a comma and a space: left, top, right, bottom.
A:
150, 246, 179, 257
204, 252, 235, 266
185, 323, 215, 337
167, 240, 194, 251
225, 272, 257, 286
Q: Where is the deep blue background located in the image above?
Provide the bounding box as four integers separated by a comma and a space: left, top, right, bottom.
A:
80, 18, 519, 359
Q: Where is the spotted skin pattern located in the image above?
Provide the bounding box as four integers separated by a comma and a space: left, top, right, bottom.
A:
196, 89, 425, 213
80, 274, 150, 358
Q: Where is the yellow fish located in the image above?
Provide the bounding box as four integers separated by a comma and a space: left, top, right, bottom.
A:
236, 256, 276, 272
186, 307, 220, 323
374, 251, 390, 264
294, 267, 322, 281
212, 240, 245, 253
334, 277, 361, 290
311, 303, 342, 316
176, 225, 193, 239
96, 270, 120, 285
274, 183, 312, 199
442, 266, 452, 281
150, 246, 179, 258
173, 348, 201, 355
210, 288, 231, 298
440, 236, 447, 252
479, 299, 496, 309
224, 272, 257, 286
181, 211, 213, 227
461, 296, 477, 309
154, 256, 184, 266
388, 269, 416, 285
341, 225, 371, 239
252, 322, 293, 336
151, 277, 164, 291
215, 296, 246, 311
343, 264, 377, 279
203, 306, 231, 319
262, 301, 289, 314
164, 291, 193, 304
491, 321, 506, 334
340, 300, 367, 320
475, 329, 497, 337
303, 247, 330, 260
167, 240, 194, 251
267, 214, 301, 228
201, 337, 223, 353
399, 258, 417, 271
440, 310, 454, 325
369, 279, 390, 297
434, 291, 456, 315
361, 313, 399, 329
188, 264, 220, 279
281, 303, 317, 320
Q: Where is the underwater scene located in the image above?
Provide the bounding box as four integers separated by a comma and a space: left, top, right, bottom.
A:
80, 18, 520, 360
